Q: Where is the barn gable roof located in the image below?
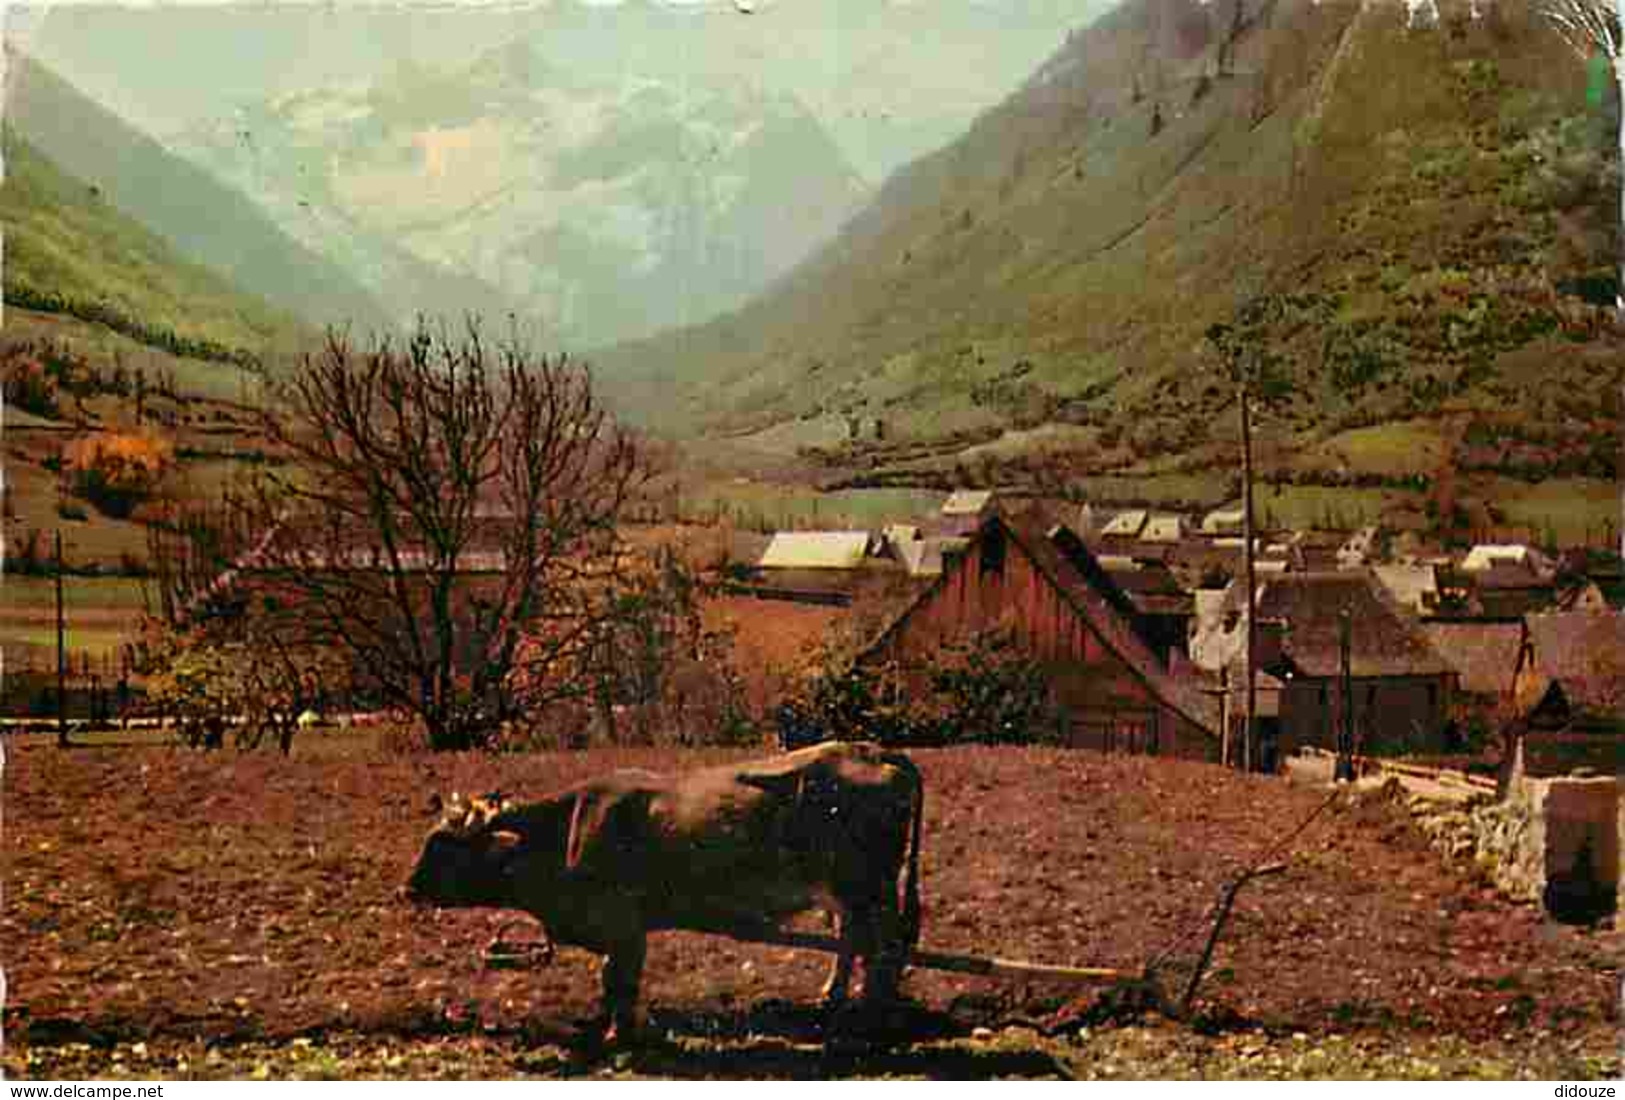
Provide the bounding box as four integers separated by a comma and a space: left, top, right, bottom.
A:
860, 512, 1219, 736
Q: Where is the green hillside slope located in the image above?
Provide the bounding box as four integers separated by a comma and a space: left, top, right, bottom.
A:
2, 132, 307, 363
4, 55, 395, 334
598, 0, 1624, 482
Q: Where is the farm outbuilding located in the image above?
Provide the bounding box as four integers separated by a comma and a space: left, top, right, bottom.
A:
1193, 571, 1458, 759
729, 530, 918, 607
757, 531, 876, 570
856, 512, 1219, 759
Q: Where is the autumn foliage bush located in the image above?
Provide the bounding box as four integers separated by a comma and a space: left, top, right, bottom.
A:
64, 431, 173, 517
778, 627, 1061, 748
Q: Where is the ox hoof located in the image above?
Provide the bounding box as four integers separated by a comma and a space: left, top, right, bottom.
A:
599, 1018, 653, 1049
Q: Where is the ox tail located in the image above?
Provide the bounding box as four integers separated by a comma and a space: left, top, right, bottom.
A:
881, 752, 925, 957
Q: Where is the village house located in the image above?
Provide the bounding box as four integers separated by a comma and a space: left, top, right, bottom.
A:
1554, 547, 1625, 611
856, 510, 1219, 759
1191, 571, 1458, 761
1336, 526, 1383, 569
1430, 544, 1560, 619
723, 529, 920, 607
1420, 617, 1526, 755
1372, 562, 1440, 616
1464, 564, 1559, 619
1511, 609, 1625, 776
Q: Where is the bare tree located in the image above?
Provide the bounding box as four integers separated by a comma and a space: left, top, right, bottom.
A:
238, 320, 648, 751
1543, 0, 1625, 317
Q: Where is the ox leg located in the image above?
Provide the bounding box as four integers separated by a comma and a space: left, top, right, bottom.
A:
599, 935, 647, 1045
853, 899, 905, 1007
819, 909, 856, 1008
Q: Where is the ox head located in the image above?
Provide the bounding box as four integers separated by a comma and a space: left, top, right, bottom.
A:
404, 791, 526, 909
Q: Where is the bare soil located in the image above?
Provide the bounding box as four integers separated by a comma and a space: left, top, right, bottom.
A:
2, 738, 1618, 1078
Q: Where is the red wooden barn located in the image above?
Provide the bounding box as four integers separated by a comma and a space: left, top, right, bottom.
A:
857, 511, 1220, 758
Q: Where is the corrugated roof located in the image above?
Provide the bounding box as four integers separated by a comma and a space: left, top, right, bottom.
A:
1462, 544, 1541, 572
1422, 620, 1524, 697
758, 531, 873, 570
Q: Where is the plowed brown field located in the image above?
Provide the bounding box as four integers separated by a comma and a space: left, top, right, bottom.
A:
3, 737, 1618, 1078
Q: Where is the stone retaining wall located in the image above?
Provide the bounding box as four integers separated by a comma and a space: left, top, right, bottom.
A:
1406, 773, 1621, 920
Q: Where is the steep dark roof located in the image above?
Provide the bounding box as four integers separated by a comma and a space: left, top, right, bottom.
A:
1098, 557, 1194, 618
1236, 571, 1454, 679
1421, 620, 1525, 697
1007, 517, 1219, 733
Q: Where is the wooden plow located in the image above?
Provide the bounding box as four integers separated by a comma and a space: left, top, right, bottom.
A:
485, 861, 1290, 1023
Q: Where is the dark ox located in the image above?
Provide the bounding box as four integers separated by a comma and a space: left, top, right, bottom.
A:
404, 741, 924, 1041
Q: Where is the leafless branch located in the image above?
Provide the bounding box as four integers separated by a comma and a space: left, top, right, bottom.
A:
1540, 0, 1621, 62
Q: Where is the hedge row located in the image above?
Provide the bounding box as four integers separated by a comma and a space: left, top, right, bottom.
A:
4, 283, 264, 372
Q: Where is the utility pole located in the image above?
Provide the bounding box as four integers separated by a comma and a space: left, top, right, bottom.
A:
1335, 606, 1354, 782
1240, 383, 1258, 774
55, 529, 68, 749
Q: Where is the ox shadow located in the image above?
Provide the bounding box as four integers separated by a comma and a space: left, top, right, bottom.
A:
522, 999, 1074, 1080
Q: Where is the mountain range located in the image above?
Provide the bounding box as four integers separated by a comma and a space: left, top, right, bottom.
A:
1, 126, 307, 363
4, 53, 397, 336
170, 40, 872, 345
595, 0, 1623, 488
